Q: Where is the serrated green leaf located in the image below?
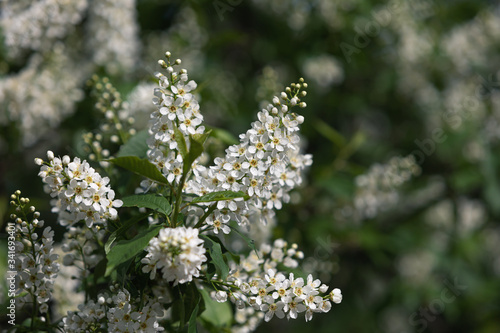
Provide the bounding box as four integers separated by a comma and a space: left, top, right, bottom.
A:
199, 288, 232, 327
191, 191, 249, 204
105, 224, 163, 276
121, 194, 172, 216
200, 235, 229, 281
108, 156, 170, 185
117, 130, 149, 158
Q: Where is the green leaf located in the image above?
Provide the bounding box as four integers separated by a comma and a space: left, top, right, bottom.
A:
184, 131, 211, 174
191, 191, 249, 204
93, 258, 107, 286
199, 288, 232, 327
108, 156, 170, 185
228, 221, 258, 257
105, 213, 149, 254
105, 224, 163, 276
191, 131, 212, 146
121, 194, 172, 216
208, 127, 239, 145
171, 283, 204, 329
200, 235, 229, 281
117, 130, 149, 158
109, 257, 134, 287
188, 301, 200, 333
173, 125, 188, 159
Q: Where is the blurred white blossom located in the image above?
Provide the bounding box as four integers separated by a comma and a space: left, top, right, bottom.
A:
354, 155, 420, 219
302, 54, 344, 89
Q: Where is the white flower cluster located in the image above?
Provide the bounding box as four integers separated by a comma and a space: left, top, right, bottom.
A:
147, 54, 205, 184
302, 54, 344, 89
125, 82, 159, 129
85, 0, 140, 75
60, 225, 106, 272
187, 83, 312, 234
83, 76, 138, 159
354, 155, 420, 219
214, 239, 342, 326
0, 44, 89, 146
142, 226, 207, 285
0, 1, 144, 149
442, 11, 495, 75
9, 192, 60, 315
255, 66, 285, 109
52, 247, 85, 319
143, 7, 207, 76
36, 151, 123, 227
146, 54, 312, 236
251, 0, 310, 30
63, 288, 164, 332
0, 0, 88, 57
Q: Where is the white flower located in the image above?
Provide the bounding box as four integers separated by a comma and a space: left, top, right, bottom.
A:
283, 296, 306, 319
354, 155, 420, 220
213, 290, 228, 303
261, 300, 285, 322
206, 214, 231, 234
142, 226, 206, 285
330, 288, 342, 304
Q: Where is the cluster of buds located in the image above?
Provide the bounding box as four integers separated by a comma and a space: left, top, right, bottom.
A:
9, 191, 60, 316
